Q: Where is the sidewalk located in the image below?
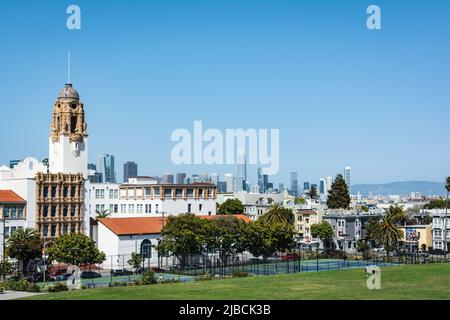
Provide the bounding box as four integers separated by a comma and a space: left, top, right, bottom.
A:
0, 291, 44, 300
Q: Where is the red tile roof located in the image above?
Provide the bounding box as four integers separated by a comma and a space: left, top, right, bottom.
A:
0, 190, 26, 204
98, 214, 251, 236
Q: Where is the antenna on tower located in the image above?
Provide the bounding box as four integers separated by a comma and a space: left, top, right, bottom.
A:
67, 50, 71, 84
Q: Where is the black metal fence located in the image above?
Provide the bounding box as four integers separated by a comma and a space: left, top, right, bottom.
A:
3, 249, 449, 288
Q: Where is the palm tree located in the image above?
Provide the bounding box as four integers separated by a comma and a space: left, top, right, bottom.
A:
95, 209, 110, 219
444, 177, 450, 257
385, 206, 407, 225
6, 227, 42, 275
259, 204, 294, 225
372, 214, 403, 257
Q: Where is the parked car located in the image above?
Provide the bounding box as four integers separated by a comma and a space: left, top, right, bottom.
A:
110, 269, 134, 277
80, 271, 102, 279
48, 273, 71, 282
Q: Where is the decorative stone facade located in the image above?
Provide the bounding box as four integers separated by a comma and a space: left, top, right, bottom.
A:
50, 83, 88, 143
35, 172, 85, 238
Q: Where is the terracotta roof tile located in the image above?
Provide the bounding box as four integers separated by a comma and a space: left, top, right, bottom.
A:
0, 190, 26, 203
98, 214, 251, 236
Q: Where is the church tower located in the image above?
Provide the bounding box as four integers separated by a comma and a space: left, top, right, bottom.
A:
48, 83, 88, 178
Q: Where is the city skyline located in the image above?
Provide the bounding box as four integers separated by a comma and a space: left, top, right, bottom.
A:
1, 1, 450, 185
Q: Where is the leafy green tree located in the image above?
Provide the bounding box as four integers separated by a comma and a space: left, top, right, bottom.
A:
246, 221, 294, 259
127, 252, 143, 274
423, 198, 446, 209
326, 174, 351, 209
6, 227, 42, 275
156, 214, 208, 266
372, 214, 403, 256
259, 204, 294, 226
361, 206, 369, 212
46, 233, 106, 266
294, 197, 306, 205
205, 216, 248, 266
444, 176, 450, 256
307, 185, 318, 200
0, 260, 13, 280
95, 209, 110, 219
385, 206, 406, 225
310, 222, 334, 251
218, 199, 245, 215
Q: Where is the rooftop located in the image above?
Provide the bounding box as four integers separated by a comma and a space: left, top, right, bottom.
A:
0, 190, 26, 204
98, 214, 251, 236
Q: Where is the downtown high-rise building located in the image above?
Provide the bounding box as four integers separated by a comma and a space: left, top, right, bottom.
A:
176, 173, 187, 184
162, 173, 174, 184
344, 166, 351, 195
237, 149, 247, 192
210, 173, 219, 186
123, 161, 138, 183
98, 153, 116, 183
225, 173, 234, 193
290, 172, 299, 196
257, 168, 264, 193
303, 182, 310, 193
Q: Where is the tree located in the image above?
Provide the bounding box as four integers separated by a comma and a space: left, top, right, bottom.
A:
95, 209, 110, 219
156, 214, 208, 266
217, 199, 244, 215
6, 227, 42, 275
310, 222, 334, 251
205, 216, 248, 266
307, 185, 318, 200
444, 176, 450, 257
326, 174, 350, 209
371, 214, 403, 257
385, 206, 406, 225
259, 204, 294, 226
361, 206, 369, 213
246, 221, 294, 259
127, 252, 143, 274
46, 233, 106, 266
0, 260, 13, 280
423, 198, 446, 209
294, 197, 305, 205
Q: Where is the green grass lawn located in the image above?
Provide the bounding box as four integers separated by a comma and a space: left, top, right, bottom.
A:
22, 264, 450, 300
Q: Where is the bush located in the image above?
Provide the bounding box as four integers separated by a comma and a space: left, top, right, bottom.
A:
141, 270, 157, 285
196, 274, 215, 281
49, 282, 69, 292
232, 272, 251, 278
26, 283, 41, 293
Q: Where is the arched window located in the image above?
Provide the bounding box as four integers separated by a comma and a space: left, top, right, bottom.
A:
140, 239, 152, 259
71, 116, 77, 133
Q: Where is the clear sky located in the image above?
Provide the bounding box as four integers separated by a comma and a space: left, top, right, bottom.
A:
0, 0, 449, 186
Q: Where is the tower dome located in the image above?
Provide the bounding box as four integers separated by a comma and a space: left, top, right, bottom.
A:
58, 83, 79, 100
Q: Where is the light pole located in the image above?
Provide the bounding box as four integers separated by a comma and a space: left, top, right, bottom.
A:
42, 240, 52, 283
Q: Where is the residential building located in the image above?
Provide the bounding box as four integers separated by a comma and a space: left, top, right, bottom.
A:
430, 209, 450, 252
398, 225, 432, 253
324, 211, 382, 253
294, 209, 323, 243
0, 190, 27, 260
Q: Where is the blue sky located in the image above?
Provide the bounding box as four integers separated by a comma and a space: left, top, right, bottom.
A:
0, 0, 449, 186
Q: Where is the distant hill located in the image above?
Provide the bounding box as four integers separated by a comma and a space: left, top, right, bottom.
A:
351, 181, 446, 196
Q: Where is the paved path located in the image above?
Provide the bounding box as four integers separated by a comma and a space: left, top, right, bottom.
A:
0, 291, 44, 300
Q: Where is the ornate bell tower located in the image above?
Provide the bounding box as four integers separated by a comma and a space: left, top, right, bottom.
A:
48, 83, 88, 178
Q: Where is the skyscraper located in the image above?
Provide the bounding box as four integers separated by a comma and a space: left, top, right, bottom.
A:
344, 166, 351, 195
263, 174, 269, 193
176, 173, 187, 184
290, 172, 299, 196
98, 153, 115, 183
162, 173, 174, 184
210, 173, 219, 186
225, 173, 234, 193
237, 149, 247, 191
319, 179, 325, 195
123, 161, 138, 183
303, 182, 310, 192
257, 168, 264, 193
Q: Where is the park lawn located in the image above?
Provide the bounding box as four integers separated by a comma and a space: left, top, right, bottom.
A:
22, 263, 450, 300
